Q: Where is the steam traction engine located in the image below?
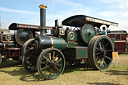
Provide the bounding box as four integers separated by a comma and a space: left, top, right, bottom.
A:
22, 5, 118, 79
0, 23, 39, 63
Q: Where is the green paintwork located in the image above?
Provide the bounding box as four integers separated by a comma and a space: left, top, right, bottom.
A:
67, 41, 78, 47
51, 36, 66, 50
111, 38, 115, 46
77, 47, 88, 59
80, 24, 95, 43
63, 47, 88, 60
94, 36, 113, 70
88, 35, 114, 70
67, 31, 80, 41
37, 48, 65, 79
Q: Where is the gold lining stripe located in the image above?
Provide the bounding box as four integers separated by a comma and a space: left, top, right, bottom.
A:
66, 43, 69, 48
49, 36, 54, 48
3, 44, 6, 50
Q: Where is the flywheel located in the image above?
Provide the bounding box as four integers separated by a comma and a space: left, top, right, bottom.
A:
15, 29, 33, 46
80, 24, 95, 43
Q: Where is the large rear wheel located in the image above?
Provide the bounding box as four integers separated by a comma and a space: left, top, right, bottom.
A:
88, 35, 114, 70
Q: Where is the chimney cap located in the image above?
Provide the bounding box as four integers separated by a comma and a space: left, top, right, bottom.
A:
39, 4, 47, 9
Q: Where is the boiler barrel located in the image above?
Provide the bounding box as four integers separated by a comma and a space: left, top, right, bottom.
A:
35, 36, 66, 50
50, 36, 66, 50
0, 43, 15, 49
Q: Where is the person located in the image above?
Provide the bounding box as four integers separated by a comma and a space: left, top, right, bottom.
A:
102, 27, 107, 35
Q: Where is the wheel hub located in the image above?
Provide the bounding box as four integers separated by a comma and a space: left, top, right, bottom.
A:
49, 60, 55, 67
100, 48, 106, 57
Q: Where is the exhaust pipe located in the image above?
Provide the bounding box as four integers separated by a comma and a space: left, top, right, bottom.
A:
39, 4, 47, 36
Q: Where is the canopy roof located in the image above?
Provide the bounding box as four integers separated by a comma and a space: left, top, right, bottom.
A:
9, 23, 53, 30
62, 15, 118, 28
9, 23, 39, 30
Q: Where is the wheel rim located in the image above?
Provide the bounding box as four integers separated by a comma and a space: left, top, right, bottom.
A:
93, 36, 113, 70
37, 48, 65, 79
88, 36, 99, 68
22, 39, 37, 72
24, 49, 37, 71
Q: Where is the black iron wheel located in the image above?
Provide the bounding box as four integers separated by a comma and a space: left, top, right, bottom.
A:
88, 35, 114, 70
22, 38, 37, 72
37, 48, 65, 80
88, 36, 99, 68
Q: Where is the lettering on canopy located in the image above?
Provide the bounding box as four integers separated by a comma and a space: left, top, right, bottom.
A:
86, 16, 118, 27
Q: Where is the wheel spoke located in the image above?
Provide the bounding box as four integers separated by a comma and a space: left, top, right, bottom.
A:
104, 56, 112, 60
95, 52, 100, 55
54, 55, 58, 61
43, 56, 50, 61
56, 63, 61, 66
41, 61, 46, 64
44, 69, 47, 74
49, 69, 52, 76
42, 65, 50, 70
26, 61, 31, 65
48, 53, 52, 60
56, 58, 61, 64
101, 42, 105, 49
99, 42, 102, 49
96, 55, 100, 62
99, 59, 102, 66
103, 59, 107, 66
54, 65, 60, 72
96, 47, 100, 51
106, 49, 112, 52
52, 51, 55, 58
104, 42, 109, 48
100, 60, 104, 66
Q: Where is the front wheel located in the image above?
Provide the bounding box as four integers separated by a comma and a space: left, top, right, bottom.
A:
37, 48, 65, 80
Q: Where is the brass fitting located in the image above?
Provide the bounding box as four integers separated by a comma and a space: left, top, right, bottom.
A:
39, 4, 47, 9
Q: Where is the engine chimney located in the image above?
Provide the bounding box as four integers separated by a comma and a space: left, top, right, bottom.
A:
39, 4, 47, 36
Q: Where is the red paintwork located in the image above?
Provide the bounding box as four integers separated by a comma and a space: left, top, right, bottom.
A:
1, 34, 14, 42
108, 31, 128, 53
115, 42, 126, 53
8, 48, 20, 57
121, 34, 127, 40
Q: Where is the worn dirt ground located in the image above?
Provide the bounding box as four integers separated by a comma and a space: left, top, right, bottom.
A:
0, 54, 128, 85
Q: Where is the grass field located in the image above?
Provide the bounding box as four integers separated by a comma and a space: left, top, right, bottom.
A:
0, 54, 128, 85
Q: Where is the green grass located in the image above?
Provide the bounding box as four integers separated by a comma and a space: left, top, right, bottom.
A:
0, 54, 128, 85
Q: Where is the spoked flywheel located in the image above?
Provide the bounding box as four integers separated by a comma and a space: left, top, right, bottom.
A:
88, 35, 114, 70
37, 48, 65, 80
22, 38, 38, 72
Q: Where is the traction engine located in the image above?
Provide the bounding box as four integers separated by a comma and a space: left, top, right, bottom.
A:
0, 23, 39, 63
22, 4, 118, 80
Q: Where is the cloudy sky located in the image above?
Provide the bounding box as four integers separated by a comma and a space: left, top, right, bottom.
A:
0, 0, 128, 32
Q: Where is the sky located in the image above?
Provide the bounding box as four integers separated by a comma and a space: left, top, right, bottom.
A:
0, 0, 128, 32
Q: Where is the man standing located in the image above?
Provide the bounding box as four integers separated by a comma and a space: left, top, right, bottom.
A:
102, 27, 107, 35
